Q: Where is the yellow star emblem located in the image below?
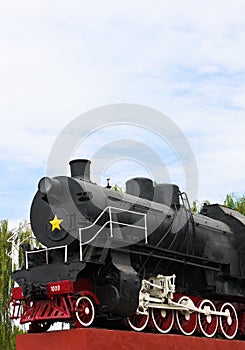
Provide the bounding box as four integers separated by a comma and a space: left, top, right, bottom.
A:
49, 215, 63, 231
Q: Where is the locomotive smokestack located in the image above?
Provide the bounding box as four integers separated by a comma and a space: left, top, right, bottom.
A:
69, 159, 91, 182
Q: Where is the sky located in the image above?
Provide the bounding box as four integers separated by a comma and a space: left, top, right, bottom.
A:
0, 0, 245, 227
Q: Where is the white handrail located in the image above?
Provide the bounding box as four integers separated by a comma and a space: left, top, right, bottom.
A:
79, 205, 146, 232
25, 245, 67, 269
144, 215, 148, 244
79, 206, 147, 261
24, 206, 148, 267
109, 206, 113, 238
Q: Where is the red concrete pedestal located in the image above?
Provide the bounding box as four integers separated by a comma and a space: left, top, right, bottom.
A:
16, 328, 245, 350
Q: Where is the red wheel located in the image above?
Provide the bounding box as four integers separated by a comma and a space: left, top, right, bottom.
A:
127, 312, 149, 331
197, 299, 218, 337
176, 296, 197, 335
219, 303, 238, 339
75, 296, 95, 327
151, 307, 174, 333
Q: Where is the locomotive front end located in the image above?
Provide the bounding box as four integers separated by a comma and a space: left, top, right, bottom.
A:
30, 159, 105, 248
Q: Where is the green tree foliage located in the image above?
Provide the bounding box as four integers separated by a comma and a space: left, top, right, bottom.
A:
0, 220, 34, 350
192, 194, 245, 215
224, 193, 245, 215
191, 200, 199, 213
112, 184, 123, 192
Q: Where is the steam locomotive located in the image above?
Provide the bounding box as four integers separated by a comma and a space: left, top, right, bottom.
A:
9, 159, 245, 339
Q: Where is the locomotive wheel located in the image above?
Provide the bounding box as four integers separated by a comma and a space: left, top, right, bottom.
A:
75, 296, 95, 327
219, 302, 238, 339
176, 296, 197, 335
151, 307, 174, 333
197, 299, 218, 337
127, 312, 149, 331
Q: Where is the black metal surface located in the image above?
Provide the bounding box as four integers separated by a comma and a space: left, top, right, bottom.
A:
12, 261, 86, 296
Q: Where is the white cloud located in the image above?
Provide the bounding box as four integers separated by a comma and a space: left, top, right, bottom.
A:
0, 0, 245, 223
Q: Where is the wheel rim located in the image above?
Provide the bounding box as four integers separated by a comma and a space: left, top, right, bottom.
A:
197, 299, 218, 337
219, 302, 238, 339
127, 312, 149, 331
151, 307, 174, 333
176, 296, 197, 335
75, 296, 95, 327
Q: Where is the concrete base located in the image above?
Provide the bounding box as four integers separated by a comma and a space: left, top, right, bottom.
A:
17, 328, 245, 350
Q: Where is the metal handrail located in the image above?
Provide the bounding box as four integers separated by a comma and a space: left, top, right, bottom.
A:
25, 245, 68, 269
79, 206, 147, 261
79, 206, 146, 232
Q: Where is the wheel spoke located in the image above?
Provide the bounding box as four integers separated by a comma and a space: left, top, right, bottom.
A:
151, 307, 174, 333
176, 296, 197, 335
197, 299, 218, 337
219, 303, 238, 339
75, 296, 95, 327
127, 312, 149, 331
